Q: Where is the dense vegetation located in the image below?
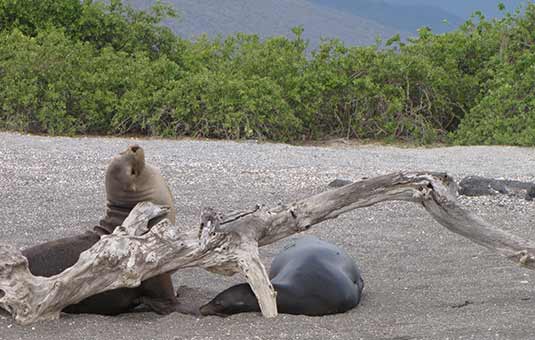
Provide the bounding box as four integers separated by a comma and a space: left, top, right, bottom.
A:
0, 0, 534, 144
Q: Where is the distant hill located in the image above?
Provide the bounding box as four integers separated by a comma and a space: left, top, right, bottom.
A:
128, 0, 529, 48
309, 0, 463, 34
128, 0, 407, 47
312, 1, 528, 35
385, 0, 527, 19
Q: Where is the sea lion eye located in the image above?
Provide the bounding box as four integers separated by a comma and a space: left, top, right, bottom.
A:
131, 168, 137, 176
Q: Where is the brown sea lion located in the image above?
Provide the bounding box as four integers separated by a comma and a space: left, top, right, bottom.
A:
97, 144, 176, 233
22, 145, 181, 315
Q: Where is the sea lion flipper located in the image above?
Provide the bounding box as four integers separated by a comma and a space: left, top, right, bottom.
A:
139, 296, 176, 315
174, 303, 201, 316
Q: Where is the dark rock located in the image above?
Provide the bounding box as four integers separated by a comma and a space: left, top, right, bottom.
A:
525, 185, 535, 201
459, 176, 535, 200
328, 179, 353, 188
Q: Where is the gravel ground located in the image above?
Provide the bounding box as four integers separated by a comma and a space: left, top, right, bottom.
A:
1, 132, 535, 340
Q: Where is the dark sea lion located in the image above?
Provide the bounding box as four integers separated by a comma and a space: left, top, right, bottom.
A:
199, 236, 364, 317
22, 145, 181, 315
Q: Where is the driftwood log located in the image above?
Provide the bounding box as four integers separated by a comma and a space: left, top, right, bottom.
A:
330, 176, 535, 200
2, 171, 535, 325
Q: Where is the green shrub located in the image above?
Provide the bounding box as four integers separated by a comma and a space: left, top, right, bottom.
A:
454, 50, 535, 145
1, 0, 535, 145
0, 0, 178, 57
0, 29, 92, 134
453, 3, 535, 145
162, 71, 301, 140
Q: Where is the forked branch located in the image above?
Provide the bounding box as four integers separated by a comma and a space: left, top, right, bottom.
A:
1, 171, 534, 325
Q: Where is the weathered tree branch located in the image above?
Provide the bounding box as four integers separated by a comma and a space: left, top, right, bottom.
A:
2, 171, 535, 325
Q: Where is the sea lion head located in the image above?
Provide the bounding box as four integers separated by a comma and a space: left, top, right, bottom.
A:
103, 144, 175, 216
106, 144, 145, 193
98, 144, 176, 233
199, 283, 259, 316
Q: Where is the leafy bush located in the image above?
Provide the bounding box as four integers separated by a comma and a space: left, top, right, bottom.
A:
1, 0, 535, 145
455, 47, 535, 145
0, 0, 178, 57
454, 3, 535, 145
0, 29, 91, 134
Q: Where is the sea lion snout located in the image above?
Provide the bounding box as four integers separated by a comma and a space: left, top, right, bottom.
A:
107, 145, 148, 192
199, 302, 215, 316
129, 144, 145, 175
200, 283, 259, 316
199, 301, 229, 317
101, 144, 176, 231
129, 144, 141, 153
